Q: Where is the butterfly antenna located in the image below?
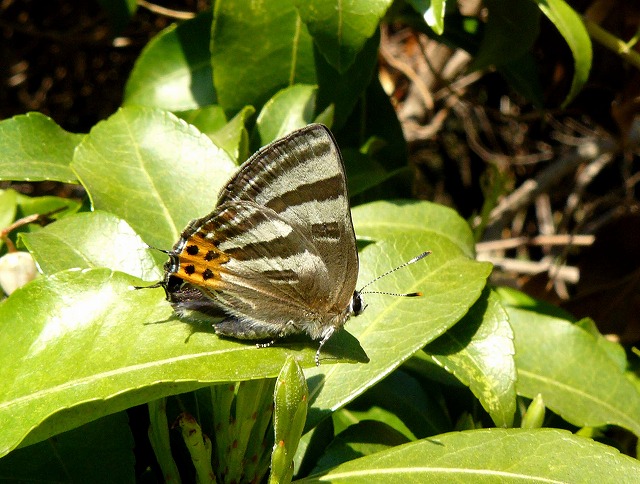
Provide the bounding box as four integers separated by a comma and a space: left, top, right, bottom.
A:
146, 245, 170, 254
133, 245, 170, 290
358, 250, 431, 296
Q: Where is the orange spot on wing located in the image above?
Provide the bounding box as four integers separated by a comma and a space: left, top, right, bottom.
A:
174, 235, 230, 289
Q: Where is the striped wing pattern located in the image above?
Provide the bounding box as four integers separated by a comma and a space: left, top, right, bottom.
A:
217, 124, 358, 311
163, 124, 359, 344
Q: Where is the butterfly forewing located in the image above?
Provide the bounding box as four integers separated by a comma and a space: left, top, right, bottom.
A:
216, 125, 359, 313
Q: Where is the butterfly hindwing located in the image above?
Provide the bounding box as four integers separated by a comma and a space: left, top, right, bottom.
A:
170, 200, 343, 340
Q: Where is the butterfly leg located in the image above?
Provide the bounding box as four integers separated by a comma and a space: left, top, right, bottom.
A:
315, 326, 336, 366
256, 340, 276, 348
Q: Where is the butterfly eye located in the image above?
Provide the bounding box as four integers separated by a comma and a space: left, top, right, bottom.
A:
351, 291, 365, 316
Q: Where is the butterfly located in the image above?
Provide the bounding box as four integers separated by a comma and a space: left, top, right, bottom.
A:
148, 124, 428, 365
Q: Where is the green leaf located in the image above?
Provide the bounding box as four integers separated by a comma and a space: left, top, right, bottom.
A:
7, 194, 81, 250
0, 113, 81, 183
20, 211, 162, 280
293, 417, 333, 477
210, 106, 255, 163
425, 288, 517, 428
351, 370, 451, 439
256, 85, 319, 145
404, 348, 465, 389
406, 0, 446, 36
298, 428, 640, 482
14, 193, 80, 220
342, 147, 403, 197
304, 202, 492, 430
497, 287, 640, 437
124, 11, 216, 110
177, 105, 255, 162
0, 412, 134, 482
470, 0, 540, 71
211, 0, 316, 114
333, 406, 416, 441
576, 317, 628, 371
535, 0, 592, 107
352, 200, 476, 259
176, 105, 228, 137
315, 29, 380, 130
294, 0, 392, 73
311, 420, 409, 475
359, 76, 408, 171
70, 106, 237, 250
0, 190, 18, 249
494, 284, 574, 319
0, 268, 360, 457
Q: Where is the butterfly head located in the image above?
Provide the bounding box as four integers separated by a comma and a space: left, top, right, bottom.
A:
349, 290, 366, 316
